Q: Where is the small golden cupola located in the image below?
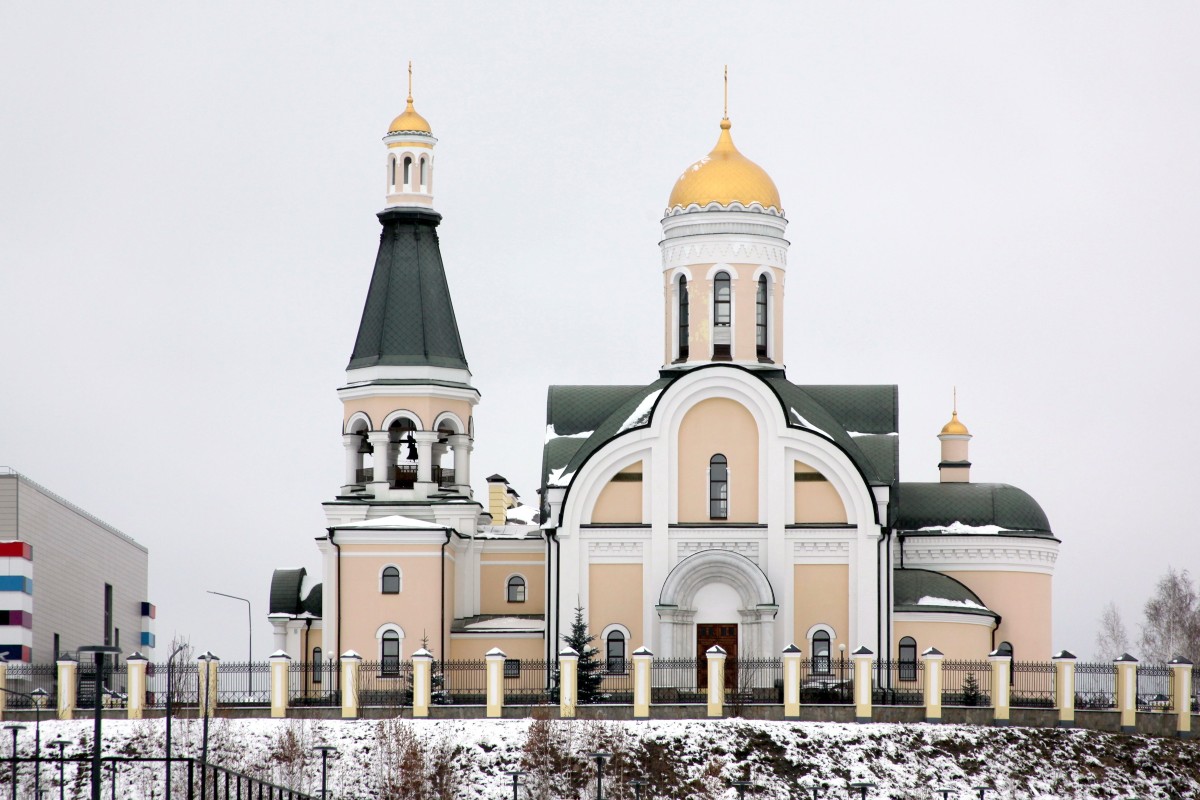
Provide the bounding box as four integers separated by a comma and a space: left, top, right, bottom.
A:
660, 69, 790, 370
938, 391, 973, 483
384, 62, 437, 209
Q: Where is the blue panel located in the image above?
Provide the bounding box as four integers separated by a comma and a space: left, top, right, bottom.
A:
0, 576, 32, 594
140, 631, 156, 648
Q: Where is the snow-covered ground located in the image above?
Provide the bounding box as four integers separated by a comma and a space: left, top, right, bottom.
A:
12, 716, 1198, 799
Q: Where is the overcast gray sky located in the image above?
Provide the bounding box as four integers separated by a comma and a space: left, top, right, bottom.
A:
2, 3, 1198, 662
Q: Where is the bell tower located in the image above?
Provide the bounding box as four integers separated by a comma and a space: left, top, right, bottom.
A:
335, 68, 477, 504
660, 70, 789, 370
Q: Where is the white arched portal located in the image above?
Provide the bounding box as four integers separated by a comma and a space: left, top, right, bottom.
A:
657, 549, 778, 659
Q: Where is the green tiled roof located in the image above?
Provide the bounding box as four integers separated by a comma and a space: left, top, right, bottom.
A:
540, 366, 899, 507
269, 568, 306, 615
348, 208, 468, 371
894, 482, 1052, 535
894, 568, 997, 618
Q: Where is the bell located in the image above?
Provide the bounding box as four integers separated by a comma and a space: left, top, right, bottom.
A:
406, 434, 418, 461
357, 433, 373, 455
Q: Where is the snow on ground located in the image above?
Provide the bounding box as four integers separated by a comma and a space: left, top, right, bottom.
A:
15, 716, 1200, 799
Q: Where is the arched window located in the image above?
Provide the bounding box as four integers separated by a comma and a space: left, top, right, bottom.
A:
998, 640, 1014, 684
381, 566, 401, 595
419, 157, 427, 188
676, 276, 690, 361
899, 636, 917, 681
714, 271, 731, 327
606, 630, 626, 674
813, 630, 832, 675
403, 156, 412, 186
709, 454, 728, 520
389, 156, 396, 189
507, 575, 526, 603
756, 275, 769, 359
381, 630, 400, 675
312, 647, 323, 683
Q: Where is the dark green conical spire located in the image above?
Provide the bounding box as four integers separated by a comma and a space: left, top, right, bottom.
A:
348, 207, 468, 371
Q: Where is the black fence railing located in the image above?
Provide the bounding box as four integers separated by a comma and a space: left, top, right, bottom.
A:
1137, 663, 1172, 710
8, 755, 314, 800
799, 656, 854, 704
1011, 661, 1055, 708
503, 658, 554, 704
594, 662, 633, 704
210, 660, 271, 706
649, 657, 705, 704
357, 659, 413, 707
440, 659, 487, 704
1076, 662, 1117, 709
873, 659, 923, 706
729, 657, 783, 705
288, 660, 341, 707
4, 661, 57, 707
941, 660, 992, 707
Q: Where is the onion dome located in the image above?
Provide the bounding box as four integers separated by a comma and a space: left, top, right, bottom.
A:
667, 117, 781, 212
388, 96, 431, 135
940, 410, 970, 436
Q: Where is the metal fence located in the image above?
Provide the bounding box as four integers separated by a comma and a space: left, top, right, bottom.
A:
213, 661, 271, 706
143, 661, 200, 709
1137, 662, 1172, 710
649, 657, 705, 704
873, 659, 923, 706
440, 659, 487, 704
729, 657, 783, 705
1076, 662, 1117, 709
1011, 661, 1055, 708
4, 661, 57, 707
594, 662, 633, 704
941, 660, 992, 707
503, 658, 554, 704
798, 656, 853, 704
357, 659, 413, 707
288, 660, 340, 707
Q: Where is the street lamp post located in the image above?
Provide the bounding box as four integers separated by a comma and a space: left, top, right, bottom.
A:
504, 769, 524, 800
205, 591, 252, 666
313, 745, 336, 800
78, 645, 121, 800
30, 687, 48, 800
971, 788, 992, 800
197, 652, 218, 800
164, 642, 188, 800
48, 739, 68, 800
588, 752, 611, 800
4, 724, 25, 800
934, 789, 955, 800
630, 778, 647, 800
731, 780, 752, 800
847, 782, 875, 800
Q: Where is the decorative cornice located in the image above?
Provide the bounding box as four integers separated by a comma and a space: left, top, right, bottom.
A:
793, 540, 851, 564
661, 240, 788, 270
678, 541, 759, 561
899, 535, 1059, 575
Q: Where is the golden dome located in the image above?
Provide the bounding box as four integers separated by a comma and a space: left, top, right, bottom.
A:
667, 118, 781, 211
940, 411, 970, 436
388, 97, 431, 135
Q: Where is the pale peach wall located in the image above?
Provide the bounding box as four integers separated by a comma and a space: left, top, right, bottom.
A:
592, 462, 644, 523
794, 461, 848, 523
342, 396, 474, 433
892, 619, 993, 660
772, 273, 784, 365
941, 439, 969, 461
449, 637, 545, 660
480, 563, 546, 615
733, 267, 756, 361
677, 398, 759, 523
793, 564, 849, 652
943, 570, 1053, 660
589, 564, 644, 649
337, 543, 447, 660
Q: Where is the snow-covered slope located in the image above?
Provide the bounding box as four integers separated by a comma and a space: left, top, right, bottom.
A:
20, 717, 1200, 799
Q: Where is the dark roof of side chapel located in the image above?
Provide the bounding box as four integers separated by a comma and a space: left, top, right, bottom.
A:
348, 207, 468, 371
893, 568, 997, 618
269, 568, 323, 617
540, 366, 899, 506
893, 482, 1053, 536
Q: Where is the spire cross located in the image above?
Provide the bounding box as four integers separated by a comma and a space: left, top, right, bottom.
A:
723, 64, 728, 119
407, 60, 413, 103
953, 386, 958, 415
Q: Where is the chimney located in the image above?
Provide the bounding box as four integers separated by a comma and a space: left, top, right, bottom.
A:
487, 474, 515, 524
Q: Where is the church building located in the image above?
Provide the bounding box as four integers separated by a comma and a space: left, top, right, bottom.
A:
268, 75, 1059, 676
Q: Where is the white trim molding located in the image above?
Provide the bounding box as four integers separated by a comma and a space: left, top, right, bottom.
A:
892, 611, 997, 628
898, 535, 1059, 575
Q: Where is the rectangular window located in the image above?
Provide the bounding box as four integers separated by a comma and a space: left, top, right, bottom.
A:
104, 584, 113, 646
114, 628, 120, 650
53, 633, 60, 661
504, 659, 521, 679
313, 647, 323, 683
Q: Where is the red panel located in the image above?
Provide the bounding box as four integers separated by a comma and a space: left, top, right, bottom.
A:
0, 542, 32, 560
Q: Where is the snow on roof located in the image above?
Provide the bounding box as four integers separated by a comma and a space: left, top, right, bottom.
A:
547, 466, 575, 487
789, 407, 832, 439
464, 617, 546, 632
618, 389, 662, 432
848, 431, 898, 437
916, 595, 987, 610
916, 521, 1017, 535
505, 504, 540, 525
475, 525, 541, 539
545, 425, 593, 443
337, 514, 445, 530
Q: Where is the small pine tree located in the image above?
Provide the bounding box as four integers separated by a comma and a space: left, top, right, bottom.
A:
961, 672, 981, 706
420, 631, 449, 704
561, 605, 604, 702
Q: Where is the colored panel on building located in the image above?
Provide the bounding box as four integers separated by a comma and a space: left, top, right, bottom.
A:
0, 644, 31, 662
140, 631, 156, 648
0, 541, 32, 560
141, 601, 156, 619
0, 610, 32, 628
0, 576, 32, 594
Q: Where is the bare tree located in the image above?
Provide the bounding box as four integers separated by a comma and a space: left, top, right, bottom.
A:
1139, 568, 1200, 662
1094, 601, 1130, 660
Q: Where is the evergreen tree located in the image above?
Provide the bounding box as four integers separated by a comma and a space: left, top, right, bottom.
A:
561, 605, 604, 702
961, 672, 981, 707
420, 631, 449, 704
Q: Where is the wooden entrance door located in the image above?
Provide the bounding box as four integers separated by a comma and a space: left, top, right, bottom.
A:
696, 623, 738, 689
